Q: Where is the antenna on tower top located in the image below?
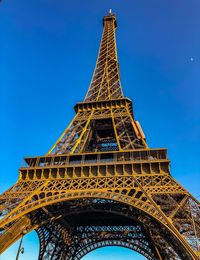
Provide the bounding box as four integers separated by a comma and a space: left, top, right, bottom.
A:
109, 9, 112, 15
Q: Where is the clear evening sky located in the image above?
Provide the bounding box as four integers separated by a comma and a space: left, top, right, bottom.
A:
0, 0, 200, 259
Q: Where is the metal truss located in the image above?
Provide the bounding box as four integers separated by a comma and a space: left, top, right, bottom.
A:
47, 99, 147, 154
37, 223, 157, 260
0, 11, 199, 260
84, 13, 123, 102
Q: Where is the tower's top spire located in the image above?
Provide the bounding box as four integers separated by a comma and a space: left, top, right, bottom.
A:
102, 9, 117, 28
84, 12, 122, 102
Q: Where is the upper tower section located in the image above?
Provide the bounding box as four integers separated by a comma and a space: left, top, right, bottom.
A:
84, 10, 123, 102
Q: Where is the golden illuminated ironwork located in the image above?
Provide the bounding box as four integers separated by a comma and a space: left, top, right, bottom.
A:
0, 11, 199, 260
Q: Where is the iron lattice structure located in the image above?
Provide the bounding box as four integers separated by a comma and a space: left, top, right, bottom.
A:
0, 12, 200, 260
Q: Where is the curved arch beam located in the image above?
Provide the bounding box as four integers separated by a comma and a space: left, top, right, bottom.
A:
74, 240, 155, 260
0, 190, 198, 259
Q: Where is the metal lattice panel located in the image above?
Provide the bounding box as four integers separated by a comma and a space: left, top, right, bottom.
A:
84, 14, 123, 102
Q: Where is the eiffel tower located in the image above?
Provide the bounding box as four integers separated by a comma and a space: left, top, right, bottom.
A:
0, 11, 200, 260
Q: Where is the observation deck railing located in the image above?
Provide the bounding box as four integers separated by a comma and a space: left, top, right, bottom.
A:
22, 149, 168, 169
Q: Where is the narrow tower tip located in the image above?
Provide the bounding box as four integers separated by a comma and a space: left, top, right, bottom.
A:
109, 9, 112, 15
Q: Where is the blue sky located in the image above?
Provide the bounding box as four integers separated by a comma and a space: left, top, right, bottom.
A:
0, 0, 200, 259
